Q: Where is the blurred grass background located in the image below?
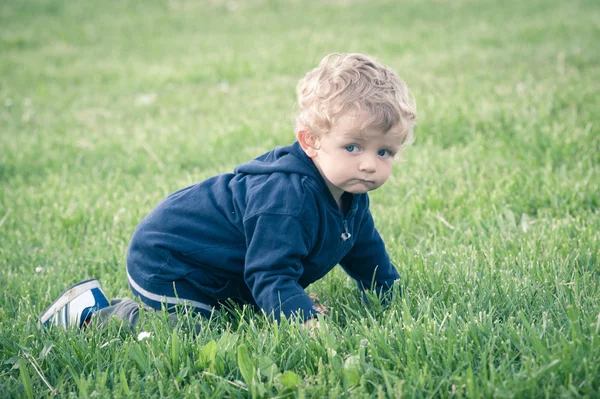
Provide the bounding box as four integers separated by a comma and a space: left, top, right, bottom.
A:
1, 0, 599, 397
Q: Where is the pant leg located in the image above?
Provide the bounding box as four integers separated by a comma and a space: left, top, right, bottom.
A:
94, 298, 141, 329
94, 298, 205, 333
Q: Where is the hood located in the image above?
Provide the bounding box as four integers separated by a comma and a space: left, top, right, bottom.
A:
234, 141, 321, 181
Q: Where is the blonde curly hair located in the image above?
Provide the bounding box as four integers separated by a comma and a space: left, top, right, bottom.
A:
296, 53, 416, 146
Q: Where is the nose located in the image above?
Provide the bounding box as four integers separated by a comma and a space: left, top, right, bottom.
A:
358, 155, 377, 173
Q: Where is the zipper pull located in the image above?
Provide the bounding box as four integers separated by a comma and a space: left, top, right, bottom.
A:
341, 220, 351, 241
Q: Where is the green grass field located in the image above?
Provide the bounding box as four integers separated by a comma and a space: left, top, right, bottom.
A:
1, 0, 599, 397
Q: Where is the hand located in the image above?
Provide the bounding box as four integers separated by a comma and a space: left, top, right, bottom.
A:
303, 318, 321, 336
303, 318, 321, 329
309, 293, 331, 316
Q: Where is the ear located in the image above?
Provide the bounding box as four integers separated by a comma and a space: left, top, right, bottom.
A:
297, 129, 319, 158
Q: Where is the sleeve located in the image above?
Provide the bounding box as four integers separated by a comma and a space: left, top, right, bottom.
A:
339, 210, 400, 303
243, 213, 320, 322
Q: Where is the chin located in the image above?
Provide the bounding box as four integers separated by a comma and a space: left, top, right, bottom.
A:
346, 187, 371, 194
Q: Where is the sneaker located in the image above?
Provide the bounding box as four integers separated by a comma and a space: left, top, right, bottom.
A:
39, 279, 110, 330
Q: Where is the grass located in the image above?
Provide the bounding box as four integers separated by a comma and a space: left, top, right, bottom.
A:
1, 0, 599, 397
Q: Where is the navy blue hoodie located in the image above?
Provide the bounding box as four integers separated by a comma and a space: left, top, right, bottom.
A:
127, 141, 399, 322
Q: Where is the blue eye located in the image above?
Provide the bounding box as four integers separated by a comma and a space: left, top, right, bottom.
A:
345, 145, 358, 153
378, 149, 389, 157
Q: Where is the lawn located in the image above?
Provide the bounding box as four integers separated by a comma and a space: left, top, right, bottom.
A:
1, 0, 599, 397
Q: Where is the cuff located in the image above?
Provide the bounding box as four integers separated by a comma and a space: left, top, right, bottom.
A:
273, 293, 320, 323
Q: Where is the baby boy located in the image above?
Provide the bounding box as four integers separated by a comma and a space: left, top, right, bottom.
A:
40, 53, 416, 330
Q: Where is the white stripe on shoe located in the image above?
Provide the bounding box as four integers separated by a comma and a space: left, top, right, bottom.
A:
126, 270, 214, 312
40, 279, 102, 324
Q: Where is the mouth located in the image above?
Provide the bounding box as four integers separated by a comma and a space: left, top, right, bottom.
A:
345, 180, 375, 193
347, 179, 375, 188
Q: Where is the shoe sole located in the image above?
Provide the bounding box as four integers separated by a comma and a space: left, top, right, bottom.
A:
39, 279, 102, 325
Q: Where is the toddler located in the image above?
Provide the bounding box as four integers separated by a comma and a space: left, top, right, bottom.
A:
40, 53, 416, 330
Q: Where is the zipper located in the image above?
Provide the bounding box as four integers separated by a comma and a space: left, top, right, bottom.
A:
341, 219, 351, 241
339, 194, 358, 242
324, 215, 353, 276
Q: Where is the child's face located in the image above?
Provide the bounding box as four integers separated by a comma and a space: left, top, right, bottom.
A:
302, 113, 405, 202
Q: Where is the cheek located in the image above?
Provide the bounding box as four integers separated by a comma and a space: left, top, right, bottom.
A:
378, 162, 394, 176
